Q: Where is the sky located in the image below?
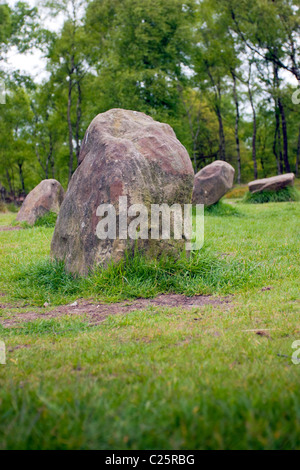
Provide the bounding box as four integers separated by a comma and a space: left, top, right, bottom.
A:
4, 0, 65, 82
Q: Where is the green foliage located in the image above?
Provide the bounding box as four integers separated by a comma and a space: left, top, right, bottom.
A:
204, 200, 242, 217
34, 211, 58, 227
0, 200, 6, 212
6, 202, 19, 213
243, 187, 300, 204
1, 0, 300, 192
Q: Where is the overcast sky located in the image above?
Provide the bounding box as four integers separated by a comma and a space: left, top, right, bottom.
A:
5, 0, 65, 82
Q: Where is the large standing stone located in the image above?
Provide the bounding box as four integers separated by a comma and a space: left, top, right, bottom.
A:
51, 109, 194, 275
248, 173, 295, 193
16, 179, 64, 225
192, 160, 235, 206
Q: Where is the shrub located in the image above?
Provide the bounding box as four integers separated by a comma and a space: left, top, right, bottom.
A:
0, 201, 6, 213
6, 202, 19, 213
243, 187, 300, 204
34, 212, 58, 227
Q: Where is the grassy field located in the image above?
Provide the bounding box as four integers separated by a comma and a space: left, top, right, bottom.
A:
0, 201, 299, 450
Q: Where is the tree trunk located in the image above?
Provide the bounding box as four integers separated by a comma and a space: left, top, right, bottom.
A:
232, 72, 241, 184
75, 78, 82, 165
18, 162, 25, 193
278, 98, 290, 173
215, 103, 226, 161
192, 141, 198, 173
207, 71, 226, 161
5, 168, 13, 194
273, 98, 282, 175
248, 82, 257, 179
47, 134, 54, 179
67, 75, 74, 183
274, 63, 290, 173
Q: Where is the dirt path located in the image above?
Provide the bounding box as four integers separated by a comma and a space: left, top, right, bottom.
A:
0, 226, 23, 232
1, 294, 231, 327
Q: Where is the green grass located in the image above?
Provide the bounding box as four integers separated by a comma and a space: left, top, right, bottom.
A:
34, 211, 58, 228
0, 201, 299, 449
243, 186, 300, 204
0, 202, 19, 213
204, 200, 242, 217
9, 248, 262, 306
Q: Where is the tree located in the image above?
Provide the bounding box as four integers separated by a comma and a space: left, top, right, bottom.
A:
46, 0, 89, 182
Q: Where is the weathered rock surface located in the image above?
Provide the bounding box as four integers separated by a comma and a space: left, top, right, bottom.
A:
192, 160, 235, 206
248, 173, 295, 193
51, 109, 194, 275
16, 179, 64, 225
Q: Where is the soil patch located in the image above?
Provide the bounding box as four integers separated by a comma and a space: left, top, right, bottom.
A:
1, 294, 231, 327
0, 226, 23, 232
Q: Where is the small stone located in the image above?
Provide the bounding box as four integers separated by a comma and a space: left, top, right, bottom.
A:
70, 301, 78, 307
16, 179, 64, 225
192, 160, 235, 206
43, 302, 50, 308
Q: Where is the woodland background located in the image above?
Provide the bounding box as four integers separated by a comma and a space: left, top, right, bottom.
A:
0, 0, 300, 197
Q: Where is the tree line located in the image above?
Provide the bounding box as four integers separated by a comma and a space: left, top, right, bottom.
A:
0, 0, 299, 197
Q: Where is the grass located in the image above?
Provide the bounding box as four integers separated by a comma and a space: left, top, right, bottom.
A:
204, 200, 242, 217
0, 201, 299, 449
34, 211, 58, 228
0, 201, 19, 213
243, 186, 300, 204
225, 185, 248, 199
9, 249, 261, 306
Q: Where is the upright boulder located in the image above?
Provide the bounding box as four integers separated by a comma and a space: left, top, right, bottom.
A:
51, 109, 194, 275
16, 179, 64, 225
192, 160, 235, 206
248, 173, 295, 193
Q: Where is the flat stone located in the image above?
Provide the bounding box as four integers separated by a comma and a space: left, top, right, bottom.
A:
248, 173, 295, 193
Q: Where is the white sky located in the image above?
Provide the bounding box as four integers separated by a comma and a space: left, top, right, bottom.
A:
4, 0, 65, 82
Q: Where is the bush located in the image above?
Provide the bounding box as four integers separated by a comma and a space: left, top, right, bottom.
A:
243, 187, 300, 204
6, 202, 19, 213
0, 201, 6, 213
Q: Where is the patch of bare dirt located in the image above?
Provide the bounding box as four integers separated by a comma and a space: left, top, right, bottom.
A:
0, 226, 23, 232
7, 344, 31, 352
261, 286, 273, 292
1, 294, 231, 327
